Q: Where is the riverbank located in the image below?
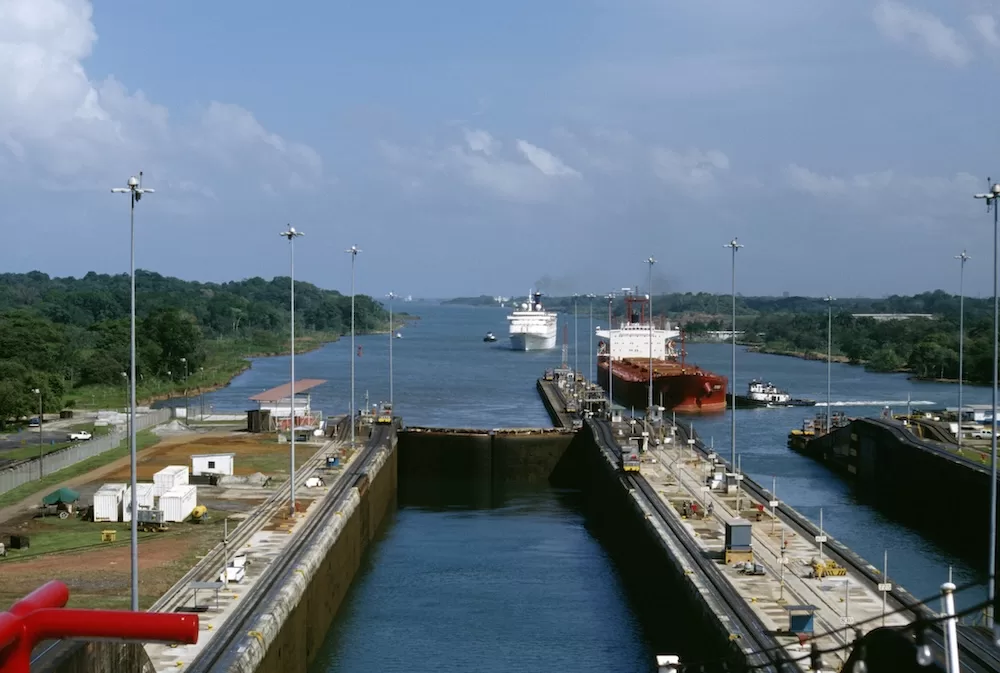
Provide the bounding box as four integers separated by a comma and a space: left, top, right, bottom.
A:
743, 344, 853, 364
66, 316, 419, 410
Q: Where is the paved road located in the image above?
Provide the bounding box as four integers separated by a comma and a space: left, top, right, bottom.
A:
0, 416, 97, 453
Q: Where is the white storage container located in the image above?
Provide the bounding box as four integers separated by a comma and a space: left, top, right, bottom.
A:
121, 484, 156, 521
159, 485, 197, 523
153, 465, 189, 489
93, 483, 126, 522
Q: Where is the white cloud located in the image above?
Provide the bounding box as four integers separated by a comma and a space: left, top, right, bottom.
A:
651, 148, 730, 189
785, 163, 979, 200
873, 1, 972, 66
0, 0, 323, 192
971, 14, 1000, 48
379, 128, 581, 203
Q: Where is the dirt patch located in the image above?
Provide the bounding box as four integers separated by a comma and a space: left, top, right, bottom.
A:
0, 508, 239, 610
101, 432, 322, 482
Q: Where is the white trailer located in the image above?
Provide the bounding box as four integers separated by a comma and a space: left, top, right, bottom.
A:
93, 483, 126, 522
160, 485, 197, 523
121, 484, 156, 522
153, 465, 189, 489
191, 453, 235, 477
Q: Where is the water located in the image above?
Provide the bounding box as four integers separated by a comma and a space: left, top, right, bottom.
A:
197, 304, 991, 662
308, 488, 652, 673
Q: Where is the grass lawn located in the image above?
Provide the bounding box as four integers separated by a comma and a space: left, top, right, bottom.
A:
0, 430, 160, 509
237, 441, 323, 476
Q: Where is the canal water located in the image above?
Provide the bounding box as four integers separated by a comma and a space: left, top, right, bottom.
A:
196, 303, 991, 669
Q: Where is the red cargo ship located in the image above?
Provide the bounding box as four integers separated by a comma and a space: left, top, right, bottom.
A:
596, 293, 727, 414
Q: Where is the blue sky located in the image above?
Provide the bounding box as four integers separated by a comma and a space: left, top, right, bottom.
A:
2, 0, 999, 298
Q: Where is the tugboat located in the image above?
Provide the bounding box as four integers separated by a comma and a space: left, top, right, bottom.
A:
483, 331, 497, 342
395, 332, 403, 339
728, 380, 816, 409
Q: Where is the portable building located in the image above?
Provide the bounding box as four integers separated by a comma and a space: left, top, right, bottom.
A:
121, 484, 156, 522
160, 485, 198, 523
93, 483, 126, 522
191, 453, 235, 477
153, 465, 189, 489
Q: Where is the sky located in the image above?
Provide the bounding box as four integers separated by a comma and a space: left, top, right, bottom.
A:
2, 0, 1000, 299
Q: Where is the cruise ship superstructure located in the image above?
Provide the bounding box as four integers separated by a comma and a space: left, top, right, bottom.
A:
507, 291, 558, 351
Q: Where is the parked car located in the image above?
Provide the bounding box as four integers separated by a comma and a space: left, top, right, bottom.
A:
970, 428, 997, 440
67, 430, 92, 441
28, 418, 40, 428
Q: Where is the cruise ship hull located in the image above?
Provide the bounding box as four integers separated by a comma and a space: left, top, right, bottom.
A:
597, 359, 727, 414
510, 333, 557, 351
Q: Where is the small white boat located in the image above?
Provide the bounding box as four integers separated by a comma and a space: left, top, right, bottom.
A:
395, 332, 403, 339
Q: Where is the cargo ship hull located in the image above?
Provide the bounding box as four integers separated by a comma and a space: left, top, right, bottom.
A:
597, 359, 727, 414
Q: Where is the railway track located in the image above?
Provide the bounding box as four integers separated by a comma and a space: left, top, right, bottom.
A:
591, 419, 788, 672
674, 420, 1000, 673
28, 420, 351, 669
185, 423, 391, 673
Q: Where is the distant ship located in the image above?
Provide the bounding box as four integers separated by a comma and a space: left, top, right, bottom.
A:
728, 380, 816, 409
484, 331, 497, 342
507, 291, 557, 351
596, 292, 727, 414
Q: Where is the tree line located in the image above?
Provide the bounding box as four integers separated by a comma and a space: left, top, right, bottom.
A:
0, 271, 390, 423
449, 290, 992, 383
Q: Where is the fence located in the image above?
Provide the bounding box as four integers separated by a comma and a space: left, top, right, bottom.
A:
0, 408, 171, 498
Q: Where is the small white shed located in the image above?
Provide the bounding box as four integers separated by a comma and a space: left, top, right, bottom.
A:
191, 453, 235, 477
160, 485, 198, 522
121, 483, 156, 522
93, 483, 127, 523
154, 465, 189, 489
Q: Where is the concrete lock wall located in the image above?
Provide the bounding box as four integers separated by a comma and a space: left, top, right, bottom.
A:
0, 409, 171, 497
397, 428, 575, 484
232, 432, 399, 673
32, 641, 154, 673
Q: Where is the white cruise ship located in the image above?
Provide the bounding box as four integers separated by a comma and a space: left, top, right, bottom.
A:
507, 291, 558, 351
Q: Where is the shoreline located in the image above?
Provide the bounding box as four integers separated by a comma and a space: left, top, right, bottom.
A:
136, 317, 421, 406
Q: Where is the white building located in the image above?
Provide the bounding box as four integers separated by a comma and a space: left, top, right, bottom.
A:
191, 453, 235, 477
249, 379, 326, 432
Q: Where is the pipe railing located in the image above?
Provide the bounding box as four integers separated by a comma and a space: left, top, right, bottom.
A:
0, 581, 198, 673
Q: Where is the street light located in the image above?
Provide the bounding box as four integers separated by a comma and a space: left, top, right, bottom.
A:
824, 296, 835, 432
346, 245, 361, 447
386, 292, 395, 408
280, 226, 303, 516
606, 292, 616, 413
646, 257, 656, 411
110, 171, 154, 613
121, 372, 128, 440
180, 357, 188, 425
955, 251, 970, 454
974, 180, 1000, 628
724, 239, 742, 468
587, 294, 596, 383
31, 388, 42, 476
573, 293, 579, 378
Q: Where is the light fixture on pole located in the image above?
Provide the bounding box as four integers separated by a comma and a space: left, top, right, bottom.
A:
280, 226, 304, 516
724, 239, 742, 468
180, 357, 188, 426
646, 257, 656, 411
110, 171, 154, 613
824, 296, 835, 432
587, 294, 596, 383
974, 180, 1000, 629
573, 293, 579, 378
607, 292, 615, 414
346, 245, 361, 447
31, 388, 42, 475
386, 292, 396, 408
955, 250, 970, 454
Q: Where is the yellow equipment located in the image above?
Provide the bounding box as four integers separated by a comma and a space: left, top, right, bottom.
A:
375, 402, 393, 425
811, 559, 847, 578
190, 505, 209, 523
101, 529, 117, 542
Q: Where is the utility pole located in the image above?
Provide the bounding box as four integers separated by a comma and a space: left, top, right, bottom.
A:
956, 250, 970, 452
646, 257, 656, 411
346, 246, 361, 447
280, 226, 304, 515
387, 292, 395, 408
724, 239, 742, 468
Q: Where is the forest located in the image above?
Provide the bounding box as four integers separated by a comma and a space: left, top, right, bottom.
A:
448, 290, 992, 383
0, 271, 391, 423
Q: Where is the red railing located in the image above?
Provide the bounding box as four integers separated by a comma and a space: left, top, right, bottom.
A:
0, 581, 198, 673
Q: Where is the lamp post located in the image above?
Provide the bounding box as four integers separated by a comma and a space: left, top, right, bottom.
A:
280, 226, 304, 516
724, 239, 742, 468
386, 292, 395, 408
587, 294, 596, 383
180, 357, 188, 426
956, 251, 970, 453
573, 293, 579, 378
607, 292, 615, 412
824, 296, 835, 432
646, 257, 656, 411
346, 246, 361, 447
110, 172, 154, 613
121, 372, 128, 441
974, 181, 1000, 628
31, 388, 42, 475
